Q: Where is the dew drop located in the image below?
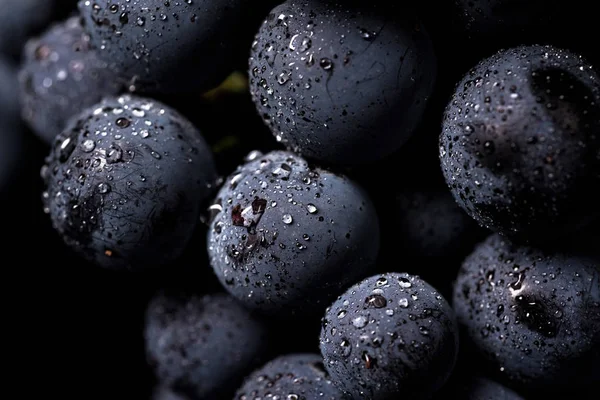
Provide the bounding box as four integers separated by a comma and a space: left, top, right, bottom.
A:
307, 203, 318, 214
245, 150, 263, 161
398, 277, 412, 288
352, 315, 368, 328
81, 139, 95, 152
365, 294, 387, 308
115, 117, 130, 128
282, 214, 293, 224
359, 28, 377, 41
376, 277, 388, 286
277, 72, 290, 85
97, 182, 110, 194
320, 58, 333, 70
106, 145, 123, 164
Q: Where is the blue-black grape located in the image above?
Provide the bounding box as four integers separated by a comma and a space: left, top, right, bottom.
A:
145, 291, 269, 400
234, 353, 347, 400
320, 272, 459, 399
453, 234, 600, 392
440, 44, 600, 243
207, 150, 380, 317
249, 0, 436, 165
41, 94, 217, 270
18, 16, 123, 144
77, 0, 262, 94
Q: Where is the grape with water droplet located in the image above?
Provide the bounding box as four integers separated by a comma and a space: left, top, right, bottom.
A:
440, 44, 600, 243
233, 353, 347, 400
41, 94, 217, 270
18, 16, 122, 144
77, 0, 273, 93
207, 150, 380, 317
320, 273, 459, 399
248, 0, 436, 165
453, 234, 600, 393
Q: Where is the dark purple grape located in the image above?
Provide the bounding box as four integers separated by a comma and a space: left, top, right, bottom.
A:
320, 273, 459, 399
207, 150, 380, 317
453, 234, 600, 392
249, 0, 436, 165
440, 44, 600, 243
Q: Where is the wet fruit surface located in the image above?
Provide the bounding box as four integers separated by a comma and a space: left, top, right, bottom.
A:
320, 273, 459, 399
11, 0, 600, 398
453, 234, 600, 391
249, 1, 436, 165
78, 0, 253, 93
440, 44, 600, 243
234, 353, 347, 400
19, 15, 123, 144
207, 150, 380, 317
42, 94, 217, 270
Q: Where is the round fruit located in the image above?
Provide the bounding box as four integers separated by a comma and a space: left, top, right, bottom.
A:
440, 44, 600, 243
41, 94, 217, 270
320, 272, 459, 399
207, 150, 380, 317
249, 0, 436, 165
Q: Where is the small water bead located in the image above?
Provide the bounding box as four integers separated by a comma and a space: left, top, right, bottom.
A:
106, 145, 123, 163
359, 28, 377, 41
398, 277, 412, 288
115, 117, 130, 128
277, 72, 290, 85
307, 203, 317, 214
245, 150, 263, 162
352, 316, 368, 328
376, 277, 388, 286
337, 310, 347, 319
319, 58, 333, 70
132, 108, 145, 117
97, 182, 110, 194
365, 294, 387, 308
282, 214, 293, 224
81, 139, 95, 152
398, 298, 409, 308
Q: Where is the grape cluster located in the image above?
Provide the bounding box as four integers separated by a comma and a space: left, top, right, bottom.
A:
5, 0, 598, 399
